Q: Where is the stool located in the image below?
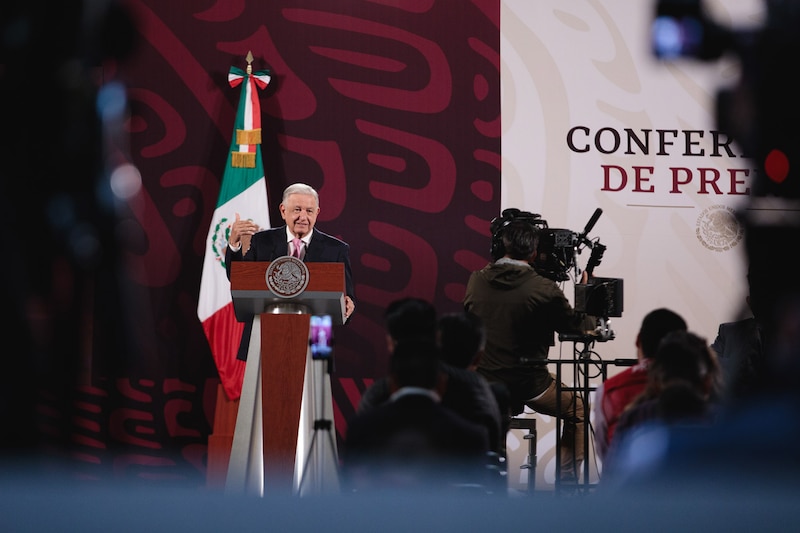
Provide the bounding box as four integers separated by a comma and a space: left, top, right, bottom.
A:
509, 417, 537, 493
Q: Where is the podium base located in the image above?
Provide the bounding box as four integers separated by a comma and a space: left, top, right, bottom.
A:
224, 315, 339, 496
207, 383, 239, 489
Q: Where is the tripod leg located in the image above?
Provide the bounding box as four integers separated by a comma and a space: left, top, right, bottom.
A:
298, 420, 339, 496
297, 357, 340, 496
298, 429, 319, 493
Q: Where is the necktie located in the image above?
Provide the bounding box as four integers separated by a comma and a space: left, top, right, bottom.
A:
292, 238, 303, 259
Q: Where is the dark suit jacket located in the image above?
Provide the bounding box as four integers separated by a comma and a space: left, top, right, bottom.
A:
357, 364, 503, 454
225, 225, 355, 359
342, 392, 490, 492
711, 317, 765, 397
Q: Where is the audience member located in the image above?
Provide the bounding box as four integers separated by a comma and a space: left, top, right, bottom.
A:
600, 254, 800, 496
357, 297, 438, 414
711, 269, 768, 400
463, 219, 598, 483
438, 311, 486, 370
437, 311, 508, 454
602, 330, 722, 482
593, 308, 688, 462
341, 338, 491, 493
358, 300, 504, 454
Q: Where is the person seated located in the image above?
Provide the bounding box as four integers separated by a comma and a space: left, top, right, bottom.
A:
602, 330, 723, 482
357, 297, 438, 413
593, 308, 687, 462
711, 268, 768, 400
341, 338, 491, 493
437, 311, 509, 454
358, 299, 504, 454
464, 218, 597, 483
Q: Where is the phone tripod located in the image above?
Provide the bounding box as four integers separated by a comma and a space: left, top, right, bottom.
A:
297, 356, 340, 496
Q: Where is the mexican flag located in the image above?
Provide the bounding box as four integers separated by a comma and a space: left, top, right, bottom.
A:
198, 57, 271, 401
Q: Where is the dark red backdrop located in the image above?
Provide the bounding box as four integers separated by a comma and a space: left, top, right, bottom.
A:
4, 0, 500, 487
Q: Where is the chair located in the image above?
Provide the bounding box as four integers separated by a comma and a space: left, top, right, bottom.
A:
508, 416, 537, 493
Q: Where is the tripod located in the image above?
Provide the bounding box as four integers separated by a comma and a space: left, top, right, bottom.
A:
551, 334, 600, 495
297, 356, 340, 496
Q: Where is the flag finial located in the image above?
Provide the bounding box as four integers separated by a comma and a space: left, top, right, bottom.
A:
246, 51, 254, 74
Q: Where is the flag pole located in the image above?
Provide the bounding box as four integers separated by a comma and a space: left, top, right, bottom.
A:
200, 51, 272, 488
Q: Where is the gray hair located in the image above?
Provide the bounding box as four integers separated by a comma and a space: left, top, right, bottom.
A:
282, 182, 319, 205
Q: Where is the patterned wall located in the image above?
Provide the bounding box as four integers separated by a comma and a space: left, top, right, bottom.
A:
26, 0, 500, 484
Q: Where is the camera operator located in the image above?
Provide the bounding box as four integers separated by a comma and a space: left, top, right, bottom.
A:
463, 218, 598, 484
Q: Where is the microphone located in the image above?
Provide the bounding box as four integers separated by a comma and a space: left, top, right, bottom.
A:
578, 208, 603, 248
583, 208, 603, 236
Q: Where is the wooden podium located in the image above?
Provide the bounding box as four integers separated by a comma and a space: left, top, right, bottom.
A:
225, 259, 345, 496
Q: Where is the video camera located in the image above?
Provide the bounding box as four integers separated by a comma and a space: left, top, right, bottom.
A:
490, 207, 605, 282
489, 207, 623, 340
651, 0, 800, 199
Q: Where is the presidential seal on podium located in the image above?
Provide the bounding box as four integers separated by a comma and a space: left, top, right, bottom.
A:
265, 256, 310, 298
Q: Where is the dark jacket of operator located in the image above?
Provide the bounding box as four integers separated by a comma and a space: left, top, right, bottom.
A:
464, 259, 595, 408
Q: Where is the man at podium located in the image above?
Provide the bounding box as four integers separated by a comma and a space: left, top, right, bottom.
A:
224, 182, 355, 496
226, 181, 356, 343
